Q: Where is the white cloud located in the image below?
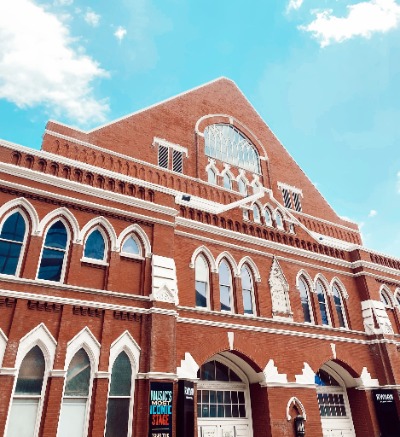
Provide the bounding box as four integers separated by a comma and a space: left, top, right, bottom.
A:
300, 0, 400, 47
287, 0, 304, 12
114, 26, 127, 42
368, 209, 378, 217
0, 0, 109, 125
54, 0, 73, 5
84, 10, 100, 27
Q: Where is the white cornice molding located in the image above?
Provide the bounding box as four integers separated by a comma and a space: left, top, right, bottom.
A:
0, 162, 177, 218
0, 288, 177, 317
153, 137, 188, 156
137, 372, 178, 380
177, 316, 400, 347
277, 182, 303, 196
176, 218, 353, 268
291, 209, 360, 234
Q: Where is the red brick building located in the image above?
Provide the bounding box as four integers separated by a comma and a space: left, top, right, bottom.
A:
0, 78, 399, 437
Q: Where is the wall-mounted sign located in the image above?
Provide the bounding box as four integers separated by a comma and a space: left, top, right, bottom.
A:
149, 382, 173, 437
177, 380, 194, 437
372, 389, 400, 437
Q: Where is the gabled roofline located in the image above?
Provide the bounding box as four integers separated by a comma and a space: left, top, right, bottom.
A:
47, 76, 237, 134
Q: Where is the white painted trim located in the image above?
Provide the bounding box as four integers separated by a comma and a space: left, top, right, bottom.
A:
79, 216, 117, 251
64, 327, 100, 372
292, 209, 359, 234
117, 224, 151, 257
0, 162, 177, 217
176, 352, 199, 380
330, 277, 349, 300
35, 216, 72, 284
0, 197, 40, 234
237, 256, 261, 283
152, 137, 188, 156
189, 246, 217, 273
0, 329, 7, 368
5, 323, 57, 437
37, 207, 79, 241
216, 251, 239, 276
0, 179, 176, 228
295, 363, 315, 385
286, 396, 307, 421
109, 331, 141, 373
278, 182, 303, 197
261, 359, 288, 385
137, 372, 178, 380
379, 284, 394, 308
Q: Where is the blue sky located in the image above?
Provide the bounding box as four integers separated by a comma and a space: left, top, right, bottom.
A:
0, 0, 399, 258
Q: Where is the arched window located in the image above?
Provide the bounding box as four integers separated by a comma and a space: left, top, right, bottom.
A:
275, 211, 284, 230
83, 229, 106, 261
241, 266, 255, 315
37, 220, 68, 282
207, 168, 216, 185
264, 208, 272, 226
195, 255, 210, 308
219, 260, 233, 312
6, 346, 45, 437
121, 235, 142, 258
58, 349, 91, 437
316, 280, 330, 325
204, 124, 260, 173
223, 173, 232, 190
252, 204, 261, 223
0, 211, 26, 276
332, 284, 347, 328
238, 178, 247, 195
395, 289, 400, 306
298, 277, 313, 323
380, 289, 393, 308
105, 352, 132, 437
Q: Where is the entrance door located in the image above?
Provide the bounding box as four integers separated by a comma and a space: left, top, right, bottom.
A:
197, 359, 252, 437
316, 369, 355, 437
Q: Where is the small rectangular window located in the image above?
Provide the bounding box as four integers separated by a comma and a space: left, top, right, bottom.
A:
172, 150, 183, 173
282, 188, 292, 209
293, 192, 302, 212
158, 145, 169, 168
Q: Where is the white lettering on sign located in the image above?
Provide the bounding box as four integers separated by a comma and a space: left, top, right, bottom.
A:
376, 393, 394, 402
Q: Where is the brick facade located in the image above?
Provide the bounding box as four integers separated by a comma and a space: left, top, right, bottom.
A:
0, 78, 399, 437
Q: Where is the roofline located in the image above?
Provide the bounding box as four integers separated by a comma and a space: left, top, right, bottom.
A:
47, 76, 237, 134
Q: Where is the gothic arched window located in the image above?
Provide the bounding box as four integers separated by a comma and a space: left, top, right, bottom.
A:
0, 211, 27, 275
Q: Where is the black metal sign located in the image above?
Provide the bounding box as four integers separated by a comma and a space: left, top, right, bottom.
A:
149, 381, 174, 437
372, 389, 400, 437
177, 380, 195, 437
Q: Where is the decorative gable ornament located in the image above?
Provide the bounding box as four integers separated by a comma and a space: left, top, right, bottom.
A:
269, 257, 292, 319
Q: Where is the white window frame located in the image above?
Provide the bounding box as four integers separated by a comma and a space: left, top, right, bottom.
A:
81, 227, 109, 265
218, 259, 234, 313
274, 210, 284, 230
264, 207, 273, 226
240, 265, 256, 316
195, 254, 210, 310
332, 283, 348, 329
36, 218, 71, 284
120, 233, 144, 260
0, 208, 29, 277
5, 324, 56, 437
297, 274, 315, 324
252, 204, 261, 224
316, 280, 332, 326
380, 287, 394, 309
105, 332, 140, 437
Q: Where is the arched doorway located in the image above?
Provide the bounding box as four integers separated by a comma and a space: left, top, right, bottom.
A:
315, 365, 356, 437
197, 356, 253, 437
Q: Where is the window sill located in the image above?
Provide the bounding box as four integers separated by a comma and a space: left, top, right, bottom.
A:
80, 257, 108, 267
120, 253, 144, 261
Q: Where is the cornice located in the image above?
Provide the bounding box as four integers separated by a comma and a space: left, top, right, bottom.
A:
0, 162, 177, 217
175, 218, 353, 269
0, 179, 175, 229
291, 209, 359, 233
177, 316, 400, 347
353, 260, 400, 278
0, 288, 178, 317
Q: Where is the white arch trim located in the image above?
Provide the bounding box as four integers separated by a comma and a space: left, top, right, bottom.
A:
108, 331, 141, 373
238, 256, 261, 282
330, 277, 349, 300
64, 327, 100, 373
216, 251, 239, 276
205, 160, 220, 176
38, 207, 80, 242
379, 284, 394, 308
295, 270, 314, 293
79, 216, 117, 251
394, 288, 400, 306
117, 224, 152, 257
286, 397, 307, 421
314, 273, 331, 296
0, 198, 40, 235
0, 328, 7, 368
190, 246, 217, 272
194, 113, 269, 159
14, 323, 57, 370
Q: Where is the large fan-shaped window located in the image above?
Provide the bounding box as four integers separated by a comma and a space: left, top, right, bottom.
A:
204, 124, 260, 173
